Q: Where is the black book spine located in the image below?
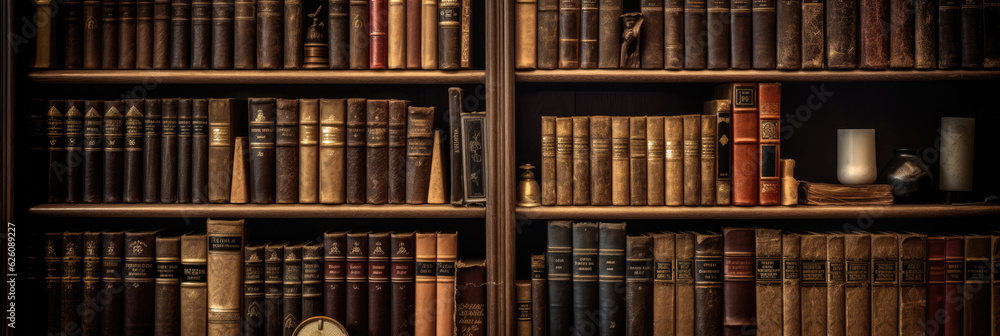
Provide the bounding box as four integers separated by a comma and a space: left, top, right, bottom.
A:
283, 245, 303, 336
547, 221, 572, 336
123, 100, 144, 203
47, 101, 66, 203
264, 244, 285, 336
390, 233, 415, 336
915, 0, 938, 68
102, 101, 125, 203
100, 232, 125, 336
191, 99, 209, 203
346, 233, 369, 336
986, 0, 1000, 68
143, 99, 161, 203
707, 0, 731, 69
694, 234, 724, 336
580, 0, 599, 68
191, 0, 212, 69
537, 0, 559, 69
939, 0, 962, 67
777, 0, 803, 69
160, 99, 178, 203
368, 234, 391, 336
961, 0, 984, 67
61, 232, 83, 336
212, 0, 236, 68
101, 0, 120, 69
329, 0, 350, 69
84, 0, 102, 69
83, 101, 104, 203
685, 0, 708, 69
730, 0, 752, 69
572, 222, 600, 333
65, 101, 85, 203
598, 223, 626, 336
244, 245, 265, 336
171, 0, 192, 68
177, 99, 192, 203
119, 0, 137, 69
752, 0, 777, 68
66, 0, 85, 68
45, 233, 62, 336
248, 98, 277, 204
301, 245, 323, 319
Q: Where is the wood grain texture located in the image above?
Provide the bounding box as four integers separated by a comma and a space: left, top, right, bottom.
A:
28, 70, 486, 84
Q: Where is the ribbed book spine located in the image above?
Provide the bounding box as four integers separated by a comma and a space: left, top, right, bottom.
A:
558, 0, 581, 68
244, 245, 265, 336
682, 115, 701, 206
754, 229, 782, 336
700, 115, 717, 206
123, 231, 156, 336
368, 233, 391, 336
143, 99, 161, 203
390, 233, 416, 336
211, 0, 235, 69
800, 234, 828, 336
572, 117, 590, 205
302, 245, 323, 320
190, 0, 211, 69
871, 234, 899, 336
646, 117, 665, 206
572, 222, 599, 333
675, 233, 695, 336
555, 117, 573, 205
171, 0, 192, 68
256, 0, 282, 69
233, 0, 255, 69
537, 0, 559, 69
436, 233, 458, 336
694, 233, 724, 336
366, 100, 389, 204
319, 99, 347, 204
154, 236, 181, 336
207, 99, 235, 203
206, 219, 244, 335
722, 228, 755, 336
346, 233, 369, 335
282, 245, 303, 336
898, 234, 926, 336
629, 117, 648, 205
541, 116, 556, 206
665, 0, 684, 68
415, 233, 438, 336
299, 99, 320, 203
826, 234, 846, 336
345, 98, 367, 204
101, 0, 120, 68
580, 0, 598, 68
160, 99, 178, 203
652, 232, 676, 336
782, 234, 801, 336
611, 117, 629, 205
626, 235, 654, 335
725, 83, 759, 206
546, 221, 572, 336
276, 99, 299, 203
589, 116, 612, 205
119, 0, 137, 68
264, 243, 285, 336
180, 233, 207, 336
437, 0, 461, 69
845, 234, 871, 336
530, 254, 547, 336
136, 0, 153, 68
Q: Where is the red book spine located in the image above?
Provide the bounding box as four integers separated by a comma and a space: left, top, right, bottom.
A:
730, 83, 759, 206
943, 237, 964, 336
926, 237, 946, 336
370, 0, 388, 69
757, 83, 781, 205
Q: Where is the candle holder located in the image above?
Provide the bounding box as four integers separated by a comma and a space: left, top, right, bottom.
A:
837, 129, 877, 185
940, 117, 975, 203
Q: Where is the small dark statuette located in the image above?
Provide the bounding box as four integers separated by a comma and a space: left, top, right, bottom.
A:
303, 6, 330, 69
620, 13, 644, 68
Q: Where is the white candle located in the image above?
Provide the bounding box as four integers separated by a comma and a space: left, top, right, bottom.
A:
838, 129, 877, 185
940, 117, 975, 192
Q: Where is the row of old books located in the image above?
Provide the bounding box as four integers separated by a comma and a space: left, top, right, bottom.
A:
513, 0, 1000, 69
540, 83, 782, 206
34, 221, 486, 336
38, 88, 487, 205
34, 0, 473, 70
517, 221, 1000, 336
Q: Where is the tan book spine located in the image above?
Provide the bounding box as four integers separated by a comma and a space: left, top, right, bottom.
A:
299, 99, 320, 203
206, 219, 244, 335
674, 232, 695, 336
800, 234, 827, 336
516, 280, 532, 336
682, 115, 701, 206
415, 233, 437, 336
898, 233, 926, 336
756, 228, 782, 336
611, 117, 630, 206
208, 99, 235, 203
700, 115, 717, 205
653, 232, 676, 335
871, 234, 899, 336
826, 234, 846, 336
572, 116, 590, 205
845, 233, 871, 336
541, 116, 557, 206
435, 233, 457, 336
646, 116, 665, 206
388, 0, 407, 69
629, 117, 647, 205
181, 234, 208, 336
420, 0, 438, 68
319, 99, 347, 204
427, 129, 447, 204
229, 137, 248, 203
664, 116, 683, 206
782, 234, 801, 336
589, 116, 612, 205
555, 117, 574, 205
780, 159, 798, 205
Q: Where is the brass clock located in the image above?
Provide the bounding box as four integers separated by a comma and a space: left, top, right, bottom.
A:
291, 316, 349, 336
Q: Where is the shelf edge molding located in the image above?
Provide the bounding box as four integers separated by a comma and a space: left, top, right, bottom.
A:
31, 203, 487, 218
29, 70, 487, 84
514, 204, 1000, 220
515, 70, 1000, 83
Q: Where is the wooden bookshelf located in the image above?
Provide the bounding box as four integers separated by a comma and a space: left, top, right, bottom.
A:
28, 70, 487, 84
515, 69, 1000, 83
30, 203, 486, 218
515, 204, 1000, 220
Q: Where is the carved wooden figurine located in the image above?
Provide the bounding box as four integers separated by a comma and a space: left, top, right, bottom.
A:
620, 13, 644, 68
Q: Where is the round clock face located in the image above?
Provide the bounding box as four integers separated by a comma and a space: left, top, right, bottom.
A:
292, 316, 349, 336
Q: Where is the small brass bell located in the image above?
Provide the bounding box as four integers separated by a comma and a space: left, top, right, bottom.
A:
517, 164, 541, 207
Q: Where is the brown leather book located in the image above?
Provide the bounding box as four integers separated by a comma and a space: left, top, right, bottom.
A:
123, 100, 144, 203
438, 0, 461, 69
350, 0, 370, 69
640, 0, 665, 68
231, 136, 249, 202
985, 0, 999, 68
47, 101, 65, 203
611, 117, 629, 205
652, 233, 676, 335
646, 117, 665, 205
436, 233, 458, 336
345, 98, 367, 204
99, 232, 124, 336
844, 233, 871, 336
298, 99, 320, 203
541, 116, 557, 206
454, 260, 485, 336
136, 0, 154, 68
244, 245, 265, 336
694, 233, 723, 336
755, 229, 782, 336
101, 101, 124, 203
558, 0, 581, 68
256, 0, 282, 69
718, 83, 758, 206
124, 231, 157, 336
346, 233, 369, 335
191, 99, 210, 203
160, 99, 178, 203
66, 0, 84, 69
777, 0, 802, 69
415, 233, 437, 336
515, 0, 538, 69
665, 116, 683, 206
571, 117, 590, 205
212, 0, 235, 68
177, 99, 192, 203
152, 0, 170, 68
206, 219, 244, 335
707, 0, 730, 69
703, 100, 730, 205
682, 115, 701, 206
580, 0, 598, 68
64, 101, 84, 203
208, 99, 235, 203
537, 0, 559, 69
234, 0, 255, 69
302, 244, 323, 320
571, 222, 599, 332
961, 0, 984, 68
285, 0, 303, 68
530, 254, 547, 336
871, 233, 899, 336
963, 236, 991, 336
60, 232, 83, 336
83, 101, 104, 203
626, 235, 654, 335
33, 0, 55, 69
516, 280, 532, 336
368, 233, 391, 336
758, 83, 780, 205
599, 0, 623, 68
389, 0, 407, 68
663, 0, 684, 69
191, 0, 212, 69
406, 106, 435, 204
801, 0, 824, 69
827, 0, 859, 68
898, 234, 926, 336
330, 0, 350, 68
154, 236, 181, 336
420, 0, 438, 68
939, 0, 961, 68
629, 117, 648, 205
684, 0, 708, 69
118, 0, 137, 68
722, 228, 755, 336
143, 99, 162, 203
391, 233, 416, 336
366, 100, 389, 204
860, 0, 890, 69
319, 99, 347, 204
943, 237, 964, 336
283, 244, 304, 336
700, 115, 716, 206
915, 0, 937, 68
389, 100, 410, 204
800, 233, 828, 336
276, 99, 299, 203
405, 0, 422, 68
264, 243, 285, 336
101, 0, 120, 69
889, 0, 915, 68
180, 233, 208, 336
589, 116, 612, 206
81, 232, 102, 336
826, 234, 846, 336
83, 0, 102, 68
460, 0, 470, 68
782, 234, 801, 336
170, 0, 191, 68
752, 0, 776, 68
323, 233, 347, 322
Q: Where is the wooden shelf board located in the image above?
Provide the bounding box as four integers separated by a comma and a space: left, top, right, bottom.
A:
28, 70, 486, 84
30, 203, 486, 218
515, 70, 1000, 83
515, 204, 1000, 220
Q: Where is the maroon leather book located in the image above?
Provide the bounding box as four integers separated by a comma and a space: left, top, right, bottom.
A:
390, 233, 415, 336
944, 237, 964, 336
368, 233, 391, 336
455, 260, 487, 336
124, 231, 157, 336
101, 0, 120, 69
101, 232, 125, 336
926, 237, 946, 336
757, 83, 780, 206
324, 232, 348, 322
719, 84, 758, 206
136, 0, 154, 68
346, 98, 367, 204
346, 233, 369, 336
860, 0, 890, 69
370, 0, 389, 69
963, 236, 990, 336
723, 228, 755, 336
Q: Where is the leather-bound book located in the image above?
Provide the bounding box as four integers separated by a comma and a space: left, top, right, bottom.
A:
844, 233, 871, 336
244, 245, 266, 336
584, 116, 610, 205
302, 245, 323, 320
871, 234, 899, 336
61, 232, 83, 336
319, 99, 347, 204
460, 0, 470, 68
963, 236, 990, 336
700, 115, 716, 206
800, 234, 828, 336
555, 117, 573, 205
100, 232, 124, 336
571, 222, 599, 332
537, 0, 559, 69
329, 0, 349, 68
915, 0, 937, 68
530, 254, 547, 336
515, 0, 538, 69
517, 281, 532, 336
447, 89, 463, 205
389, 100, 409, 204
366, 100, 389, 204
101, 0, 119, 68
170, 0, 191, 68
84, 0, 102, 68
625, 117, 646, 205
405, 107, 435, 204
388, 0, 407, 68
81, 232, 102, 336
860, 0, 889, 69
231, 136, 249, 203
367, 234, 391, 336
405, 0, 421, 68
598, 0, 622, 68
143, 99, 162, 203
722, 228, 755, 336
102, 101, 124, 203
415, 233, 438, 336
641, 0, 665, 68
558, 0, 581, 68
986, 0, 1000, 68
611, 117, 630, 205
694, 233, 723, 336
664, 0, 684, 68
939, 0, 961, 68
438, 0, 460, 69
322, 233, 347, 321
153, 0, 170, 68
776, 0, 802, 69
119, 0, 137, 68
898, 234, 926, 336
435, 233, 458, 336
541, 116, 557, 206
136, 0, 154, 68
298, 99, 319, 203
212, 0, 235, 68
390, 233, 416, 336
65, 101, 85, 203
889, 0, 915, 68
256, 0, 281, 69
206, 220, 244, 335
44, 233, 61, 336
732, 0, 753, 68
825, 234, 845, 336
276, 99, 299, 203
627, 235, 654, 335
580, 0, 598, 68
926, 237, 947, 336
33, 0, 56, 69
208, 99, 235, 203
191, 99, 209, 203
801, 0, 824, 68
154, 236, 181, 336
754, 229, 782, 336
646, 117, 665, 205
180, 234, 208, 336
47, 101, 66, 203
420, 0, 437, 68
665, 116, 683, 206
707, 0, 730, 69
717, 83, 758, 206
283, 244, 304, 336
191, 0, 212, 69
346, 233, 369, 336
122, 100, 144, 203
66, 0, 84, 68
673, 233, 695, 336
682, 115, 701, 206
123, 231, 156, 336
233, 0, 255, 69
160, 99, 178, 203
284, 0, 303, 68
961, 0, 984, 67
455, 260, 486, 336
684, 0, 708, 69
782, 234, 801, 336
546, 221, 572, 336
345, 98, 367, 204
652, 232, 676, 336
704, 100, 731, 205
83, 101, 104, 203
752, 0, 776, 68
757, 83, 780, 205
827, 0, 858, 68
572, 117, 590, 205
265, 243, 285, 336
350, 0, 370, 69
